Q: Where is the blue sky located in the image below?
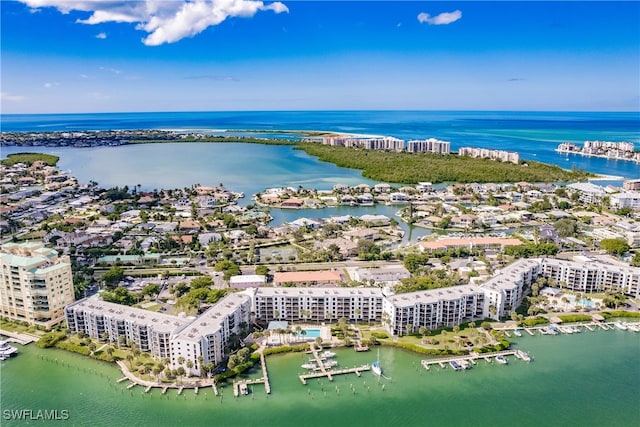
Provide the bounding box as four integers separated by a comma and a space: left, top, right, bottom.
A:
1, 1, 639, 113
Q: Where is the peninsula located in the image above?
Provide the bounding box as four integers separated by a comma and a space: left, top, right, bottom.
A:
0, 129, 593, 183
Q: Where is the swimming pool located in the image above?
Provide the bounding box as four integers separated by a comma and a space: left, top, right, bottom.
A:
303, 328, 321, 338
566, 295, 595, 307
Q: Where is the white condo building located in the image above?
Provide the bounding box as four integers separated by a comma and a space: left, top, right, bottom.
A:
406, 138, 451, 154
610, 192, 640, 211
0, 242, 75, 328
65, 293, 251, 376
251, 287, 384, 324
383, 285, 485, 335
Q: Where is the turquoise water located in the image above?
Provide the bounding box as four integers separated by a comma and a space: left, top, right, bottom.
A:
566, 295, 595, 307
1, 110, 638, 179
1, 330, 639, 426
302, 328, 321, 338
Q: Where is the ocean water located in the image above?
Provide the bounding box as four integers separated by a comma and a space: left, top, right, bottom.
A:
1, 330, 639, 426
1, 110, 638, 179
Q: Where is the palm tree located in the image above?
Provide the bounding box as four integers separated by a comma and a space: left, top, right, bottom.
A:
402, 323, 411, 336
152, 366, 162, 382
186, 360, 194, 376
126, 354, 134, 369
197, 356, 204, 377
106, 346, 114, 360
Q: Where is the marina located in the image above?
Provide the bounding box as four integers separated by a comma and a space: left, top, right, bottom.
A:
420, 349, 531, 372
1, 327, 639, 427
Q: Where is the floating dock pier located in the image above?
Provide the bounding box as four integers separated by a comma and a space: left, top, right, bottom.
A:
420, 349, 531, 372
299, 365, 371, 385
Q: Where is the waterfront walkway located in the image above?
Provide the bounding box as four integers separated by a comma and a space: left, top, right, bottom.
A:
115, 360, 216, 393
0, 328, 39, 345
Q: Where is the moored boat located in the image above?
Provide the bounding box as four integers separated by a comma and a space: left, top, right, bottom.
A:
513, 329, 523, 337
0, 340, 18, 358
613, 322, 628, 331
372, 349, 382, 376
495, 355, 508, 365
449, 360, 462, 371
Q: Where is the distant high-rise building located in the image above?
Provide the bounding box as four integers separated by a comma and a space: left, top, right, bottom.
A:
0, 242, 75, 328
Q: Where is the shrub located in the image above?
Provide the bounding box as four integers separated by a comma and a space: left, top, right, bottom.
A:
36, 331, 67, 348
370, 331, 389, 339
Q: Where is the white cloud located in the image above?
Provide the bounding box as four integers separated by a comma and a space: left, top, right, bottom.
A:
18, 0, 289, 46
43, 82, 61, 89
417, 10, 462, 25
96, 32, 107, 39
1, 92, 25, 102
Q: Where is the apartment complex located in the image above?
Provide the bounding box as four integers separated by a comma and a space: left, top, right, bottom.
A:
406, 138, 451, 154
383, 285, 485, 335
252, 287, 384, 324
458, 147, 520, 164
0, 242, 75, 328
610, 191, 640, 210
171, 293, 251, 376
65, 293, 251, 376
65, 299, 187, 360
541, 258, 640, 298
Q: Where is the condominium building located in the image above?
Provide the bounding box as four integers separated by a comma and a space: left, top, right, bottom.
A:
251, 287, 384, 324
458, 147, 520, 164
171, 293, 251, 376
541, 258, 640, 298
566, 182, 607, 204
383, 285, 485, 335
406, 138, 451, 154
0, 242, 75, 328
65, 292, 251, 376
479, 259, 541, 319
610, 191, 640, 211
65, 299, 188, 359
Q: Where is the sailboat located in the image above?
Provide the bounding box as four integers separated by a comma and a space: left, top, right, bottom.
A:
372, 348, 382, 376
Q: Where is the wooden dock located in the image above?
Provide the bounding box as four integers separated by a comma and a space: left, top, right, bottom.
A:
211, 383, 218, 396
420, 350, 527, 371
144, 385, 152, 393
233, 378, 265, 397
117, 377, 129, 383
232, 352, 271, 397
126, 382, 136, 390
354, 341, 369, 352
260, 353, 271, 394
177, 386, 184, 395
162, 387, 168, 395
299, 364, 371, 385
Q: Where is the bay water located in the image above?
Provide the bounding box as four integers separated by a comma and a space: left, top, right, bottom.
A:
1, 330, 638, 426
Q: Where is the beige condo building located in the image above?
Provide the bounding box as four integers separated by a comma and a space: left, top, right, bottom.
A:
0, 242, 75, 328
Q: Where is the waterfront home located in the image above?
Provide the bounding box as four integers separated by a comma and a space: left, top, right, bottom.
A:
333, 183, 349, 192
374, 183, 392, 193
389, 192, 409, 203
281, 198, 304, 209
357, 193, 374, 205
289, 218, 323, 230
339, 195, 355, 206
